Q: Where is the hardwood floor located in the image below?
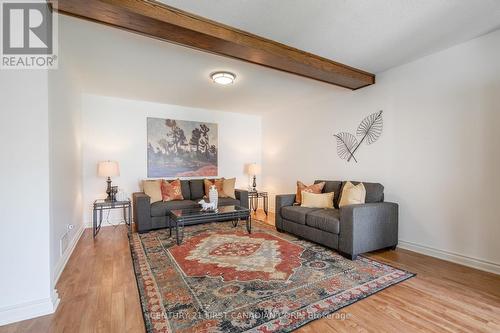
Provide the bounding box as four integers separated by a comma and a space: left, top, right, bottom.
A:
1, 211, 499, 333
0, 224, 145, 333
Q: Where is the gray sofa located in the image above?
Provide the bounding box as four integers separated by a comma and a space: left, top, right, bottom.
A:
133, 179, 249, 233
275, 180, 398, 260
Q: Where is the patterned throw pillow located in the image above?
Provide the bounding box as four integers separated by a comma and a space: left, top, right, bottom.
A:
161, 179, 184, 202
296, 181, 325, 204
204, 178, 226, 198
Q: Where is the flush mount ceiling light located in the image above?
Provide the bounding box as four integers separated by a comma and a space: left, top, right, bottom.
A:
211, 71, 236, 85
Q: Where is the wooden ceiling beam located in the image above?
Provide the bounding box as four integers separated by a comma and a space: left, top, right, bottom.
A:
51, 0, 375, 90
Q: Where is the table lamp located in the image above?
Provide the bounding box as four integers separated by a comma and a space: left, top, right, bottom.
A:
248, 163, 261, 192
97, 161, 120, 201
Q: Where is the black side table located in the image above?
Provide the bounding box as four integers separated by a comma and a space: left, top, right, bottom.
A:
248, 191, 269, 215
93, 199, 131, 238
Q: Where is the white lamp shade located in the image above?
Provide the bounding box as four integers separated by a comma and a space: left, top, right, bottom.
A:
97, 161, 120, 177
248, 163, 261, 176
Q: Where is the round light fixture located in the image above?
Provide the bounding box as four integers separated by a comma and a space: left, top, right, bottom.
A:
211, 71, 236, 85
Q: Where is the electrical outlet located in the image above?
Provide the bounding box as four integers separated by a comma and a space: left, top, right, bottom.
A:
60, 233, 69, 256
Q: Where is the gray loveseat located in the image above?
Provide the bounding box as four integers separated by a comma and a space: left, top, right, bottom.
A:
275, 180, 398, 260
133, 179, 249, 233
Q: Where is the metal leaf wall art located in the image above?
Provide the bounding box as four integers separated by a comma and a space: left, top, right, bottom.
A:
334, 110, 383, 163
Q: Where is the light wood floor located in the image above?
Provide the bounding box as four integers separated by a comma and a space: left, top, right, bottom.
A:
1, 210, 499, 333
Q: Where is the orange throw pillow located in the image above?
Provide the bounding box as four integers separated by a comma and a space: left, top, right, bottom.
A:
204, 178, 226, 198
161, 179, 184, 202
296, 181, 325, 204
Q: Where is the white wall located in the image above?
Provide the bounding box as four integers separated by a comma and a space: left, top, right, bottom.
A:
48, 28, 84, 288
0, 70, 56, 324
63, 13, 500, 273
0, 16, 83, 325
262, 29, 500, 273
81, 94, 261, 224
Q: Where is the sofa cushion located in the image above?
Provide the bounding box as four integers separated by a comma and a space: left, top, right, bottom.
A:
161, 179, 184, 202
189, 179, 205, 199
301, 192, 334, 208
150, 200, 198, 217
296, 181, 325, 204
142, 179, 162, 203
305, 209, 340, 234
180, 180, 191, 200
314, 180, 342, 208
281, 206, 319, 225
204, 178, 225, 197
342, 181, 384, 203
222, 178, 236, 199
217, 197, 240, 206
338, 182, 366, 207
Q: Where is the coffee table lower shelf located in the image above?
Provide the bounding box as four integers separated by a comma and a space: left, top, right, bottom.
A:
167, 205, 251, 245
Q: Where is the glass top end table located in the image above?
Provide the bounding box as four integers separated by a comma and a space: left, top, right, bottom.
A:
92, 199, 131, 238
248, 191, 269, 215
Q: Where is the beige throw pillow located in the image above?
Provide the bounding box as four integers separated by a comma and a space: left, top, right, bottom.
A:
301, 191, 334, 208
296, 181, 325, 204
143, 179, 162, 203
222, 178, 236, 199
339, 182, 366, 207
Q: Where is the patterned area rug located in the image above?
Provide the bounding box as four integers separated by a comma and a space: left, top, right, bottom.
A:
129, 221, 414, 333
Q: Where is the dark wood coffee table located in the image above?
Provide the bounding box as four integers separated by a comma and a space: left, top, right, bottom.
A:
168, 205, 251, 245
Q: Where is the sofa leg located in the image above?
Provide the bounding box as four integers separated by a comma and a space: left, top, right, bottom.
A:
276, 228, 284, 233
340, 252, 357, 260
390, 245, 397, 250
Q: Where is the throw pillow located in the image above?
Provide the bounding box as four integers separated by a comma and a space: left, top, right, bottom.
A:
222, 177, 236, 199
161, 179, 184, 202
296, 181, 325, 204
301, 191, 334, 208
143, 179, 162, 203
339, 182, 366, 207
204, 178, 225, 198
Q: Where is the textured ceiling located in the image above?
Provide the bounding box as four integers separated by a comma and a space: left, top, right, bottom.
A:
158, 0, 500, 73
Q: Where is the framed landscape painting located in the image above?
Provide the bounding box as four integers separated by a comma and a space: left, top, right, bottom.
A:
147, 117, 218, 177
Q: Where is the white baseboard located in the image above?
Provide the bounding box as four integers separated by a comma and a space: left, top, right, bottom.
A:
51, 289, 60, 314
0, 222, 80, 327
398, 240, 500, 275
0, 290, 59, 326
52, 223, 85, 286
0, 225, 79, 327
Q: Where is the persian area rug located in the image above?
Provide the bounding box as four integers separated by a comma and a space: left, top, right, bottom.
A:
129, 221, 414, 333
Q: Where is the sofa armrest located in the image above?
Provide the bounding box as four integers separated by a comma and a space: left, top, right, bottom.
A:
339, 202, 398, 258
275, 194, 296, 231
132, 192, 152, 233
235, 189, 249, 209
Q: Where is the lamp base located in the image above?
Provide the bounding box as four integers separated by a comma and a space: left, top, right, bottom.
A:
252, 175, 257, 192
106, 177, 112, 200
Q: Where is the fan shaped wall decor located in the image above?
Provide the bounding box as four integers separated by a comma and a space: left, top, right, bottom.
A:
334, 110, 383, 163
